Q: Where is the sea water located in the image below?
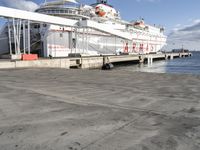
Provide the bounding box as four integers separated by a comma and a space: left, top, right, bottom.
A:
115, 52, 200, 75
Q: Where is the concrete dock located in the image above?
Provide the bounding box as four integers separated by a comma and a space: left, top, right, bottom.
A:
0, 69, 199, 150
0, 52, 192, 69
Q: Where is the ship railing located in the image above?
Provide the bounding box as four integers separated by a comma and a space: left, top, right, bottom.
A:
40, 2, 80, 9
38, 9, 78, 15
37, 8, 91, 19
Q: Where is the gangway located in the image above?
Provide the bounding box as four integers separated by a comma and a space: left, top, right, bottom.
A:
0, 6, 78, 26
79, 20, 133, 41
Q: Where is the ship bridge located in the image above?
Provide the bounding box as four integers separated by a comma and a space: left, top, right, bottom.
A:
35, 0, 89, 20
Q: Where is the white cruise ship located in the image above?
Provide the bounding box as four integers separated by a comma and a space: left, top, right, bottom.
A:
0, 0, 167, 57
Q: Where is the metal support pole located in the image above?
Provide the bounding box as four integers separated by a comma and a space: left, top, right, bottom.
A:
27, 20, 30, 54
86, 28, 88, 53
23, 20, 26, 54
7, 19, 12, 55
16, 19, 19, 54
18, 19, 22, 54
82, 28, 85, 53
15, 19, 21, 54
75, 27, 77, 54
70, 27, 73, 54
12, 18, 17, 54
147, 56, 153, 65
115, 36, 116, 53
105, 34, 109, 54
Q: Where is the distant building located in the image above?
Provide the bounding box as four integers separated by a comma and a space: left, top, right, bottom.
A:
172, 48, 189, 53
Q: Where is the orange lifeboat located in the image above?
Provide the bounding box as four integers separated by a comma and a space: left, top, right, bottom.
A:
133, 20, 146, 29
95, 6, 106, 17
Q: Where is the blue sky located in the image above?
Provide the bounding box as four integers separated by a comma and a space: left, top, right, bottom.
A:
0, 0, 200, 50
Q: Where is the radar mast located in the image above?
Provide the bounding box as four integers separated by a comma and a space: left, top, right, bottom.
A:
97, 0, 107, 4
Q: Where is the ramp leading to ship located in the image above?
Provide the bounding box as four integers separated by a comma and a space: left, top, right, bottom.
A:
0, 6, 78, 27
79, 20, 133, 41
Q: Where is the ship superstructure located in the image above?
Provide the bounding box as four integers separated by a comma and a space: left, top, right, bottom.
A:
0, 0, 167, 58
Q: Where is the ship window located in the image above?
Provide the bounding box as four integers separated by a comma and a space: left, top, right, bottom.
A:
72, 38, 76, 48
60, 33, 63, 38
34, 25, 40, 29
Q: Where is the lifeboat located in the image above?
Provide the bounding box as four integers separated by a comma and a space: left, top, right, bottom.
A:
95, 6, 106, 17
95, 4, 117, 19
133, 20, 146, 30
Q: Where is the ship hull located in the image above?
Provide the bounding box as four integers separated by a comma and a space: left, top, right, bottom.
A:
43, 25, 166, 57
0, 23, 166, 57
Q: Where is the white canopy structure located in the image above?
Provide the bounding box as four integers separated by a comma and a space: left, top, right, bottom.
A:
0, 6, 78, 26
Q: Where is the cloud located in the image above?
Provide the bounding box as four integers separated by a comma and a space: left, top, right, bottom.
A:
167, 20, 200, 50
0, 0, 39, 11
192, 19, 200, 24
